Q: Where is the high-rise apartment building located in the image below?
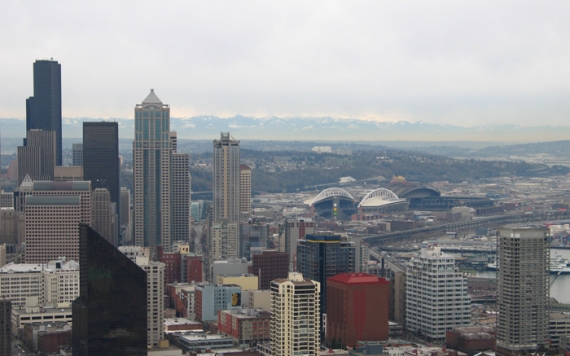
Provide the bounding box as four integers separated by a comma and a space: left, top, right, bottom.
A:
213, 132, 240, 222
172, 151, 190, 241
210, 220, 239, 261
296, 234, 356, 317
72, 143, 83, 166
133, 90, 172, 252
326, 273, 389, 348
496, 227, 550, 356
17, 129, 56, 185
72, 224, 147, 356
26, 59, 62, 166
285, 218, 315, 269
270, 272, 320, 356
136, 256, 165, 347
91, 188, 114, 246
406, 244, 471, 342
83, 122, 120, 226
239, 164, 251, 221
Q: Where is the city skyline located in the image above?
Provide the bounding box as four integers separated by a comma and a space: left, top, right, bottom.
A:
2, 2, 570, 131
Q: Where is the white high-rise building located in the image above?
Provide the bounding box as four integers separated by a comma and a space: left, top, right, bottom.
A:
406, 243, 471, 341
133, 90, 172, 253
496, 227, 549, 356
136, 256, 165, 347
269, 272, 320, 356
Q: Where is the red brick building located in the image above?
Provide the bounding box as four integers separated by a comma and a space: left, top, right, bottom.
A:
218, 309, 271, 347
251, 250, 289, 290
157, 247, 203, 286
326, 273, 389, 348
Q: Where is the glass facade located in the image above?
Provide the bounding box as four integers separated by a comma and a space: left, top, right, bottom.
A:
72, 224, 147, 355
26, 60, 62, 166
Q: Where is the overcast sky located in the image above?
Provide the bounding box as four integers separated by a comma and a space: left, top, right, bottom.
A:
2, 1, 570, 126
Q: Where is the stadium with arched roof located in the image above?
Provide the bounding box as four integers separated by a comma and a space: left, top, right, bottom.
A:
305, 187, 357, 220
358, 187, 409, 213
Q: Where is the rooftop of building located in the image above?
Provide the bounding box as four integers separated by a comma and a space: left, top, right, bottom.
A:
164, 318, 201, 327
328, 272, 389, 285
219, 308, 270, 319
33, 180, 91, 191
0, 258, 79, 273
25, 195, 81, 206
142, 89, 162, 104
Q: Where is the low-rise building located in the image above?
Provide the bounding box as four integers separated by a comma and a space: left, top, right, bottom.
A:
195, 284, 242, 322
445, 326, 496, 355
549, 313, 570, 348
0, 258, 79, 308
218, 308, 270, 347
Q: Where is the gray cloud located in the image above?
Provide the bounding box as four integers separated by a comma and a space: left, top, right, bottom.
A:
1, 1, 570, 127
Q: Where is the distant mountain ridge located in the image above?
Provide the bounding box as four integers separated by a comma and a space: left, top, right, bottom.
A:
1, 116, 569, 142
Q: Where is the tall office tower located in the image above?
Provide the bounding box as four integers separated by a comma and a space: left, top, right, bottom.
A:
24, 196, 81, 263
252, 250, 289, 290
285, 218, 315, 270
83, 122, 120, 228
270, 272, 320, 356
24, 181, 92, 263
91, 188, 114, 246
296, 234, 356, 318
169, 131, 178, 152
133, 90, 172, 252
496, 227, 549, 356
120, 187, 130, 227
240, 221, 268, 259
326, 273, 389, 348
172, 152, 190, 241
239, 164, 251, 221
26, 59, 62, 166
136, 256, 165, 347
72, 143, 83, 166
406, 243, 470, 342
0, 297, 10, 356
17, 129, 56, 185
72, 224, 147, 356
213, 132, 240, 222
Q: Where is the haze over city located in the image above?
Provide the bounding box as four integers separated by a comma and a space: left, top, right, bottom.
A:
2, 1, 570, 141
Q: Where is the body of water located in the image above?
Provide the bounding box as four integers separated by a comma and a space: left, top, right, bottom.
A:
474, 248, 570, 304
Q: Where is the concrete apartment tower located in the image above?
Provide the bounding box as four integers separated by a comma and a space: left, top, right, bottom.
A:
170, 131, 190, 242
496, 227, 550, 356
136, 256, 165, 347
133, 90, 172, 253
213, 132, 240, 222
26, 59, 62, 166
405, 243, 471, 342
270, 272, 320, 356
239, 164, 251, 221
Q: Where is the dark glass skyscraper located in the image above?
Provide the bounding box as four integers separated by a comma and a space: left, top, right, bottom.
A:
296, 234, 356, 315
83, 122, 120, 227
72, 224, 147, 356
26, 59, 62, 166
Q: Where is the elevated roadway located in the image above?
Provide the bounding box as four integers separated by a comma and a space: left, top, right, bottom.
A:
363, 210, 570, 248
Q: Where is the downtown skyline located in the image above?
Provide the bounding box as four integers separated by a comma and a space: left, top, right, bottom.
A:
1, 1, 570, 132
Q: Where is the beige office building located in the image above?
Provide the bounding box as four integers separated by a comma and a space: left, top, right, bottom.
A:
136, 256, 165, 347
240, 164, 251, 221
